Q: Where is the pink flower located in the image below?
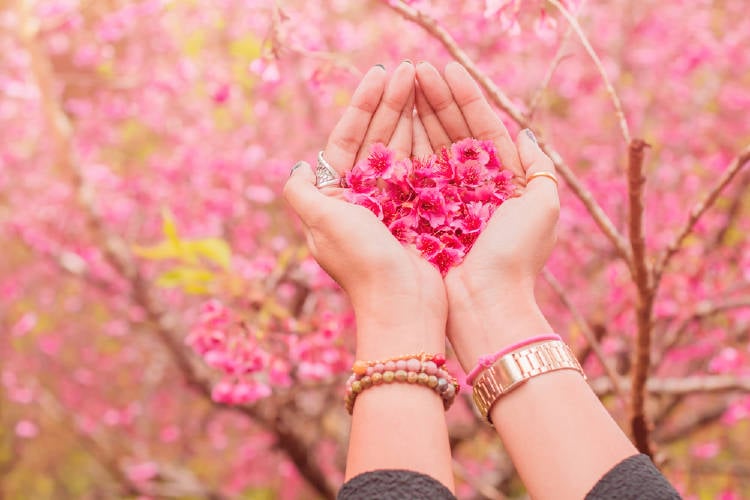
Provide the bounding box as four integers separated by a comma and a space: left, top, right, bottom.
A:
126, 461, 159, 483
232, 381, 272, 404
15, 420, 38, 439
451, 138, 490, 166
345, 192, 383, 220
416, 188, 448, 226
389, 215, 417, 244
709, 347, 744, 374
691, 441, 720, 459
366, 143, 395, 177
211, 380, 234, 403
212, 83, 231, 104
433, 247, 465, 275
343, 139, 510, 274
416, 234, 443, 259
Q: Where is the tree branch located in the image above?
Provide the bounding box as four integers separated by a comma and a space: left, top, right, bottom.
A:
527, 36, 574, 119
590, 375, 750, 397
21, 11, 337, 498
654, 144, 750, 284
658, 296, 750, 361
626, 139, 654, 456
545, 0, 631, 143
542, 269, 626, 403
386, 0, 633, 265
654, 402, 728, 445
711, 168, 750, 248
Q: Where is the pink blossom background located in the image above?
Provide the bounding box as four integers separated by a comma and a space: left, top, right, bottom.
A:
1, 0, 749, 498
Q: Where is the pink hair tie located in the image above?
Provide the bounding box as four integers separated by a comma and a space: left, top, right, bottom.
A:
465, 334, 562, 386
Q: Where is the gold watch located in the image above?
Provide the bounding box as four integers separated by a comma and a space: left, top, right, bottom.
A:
472, 340, 585, 423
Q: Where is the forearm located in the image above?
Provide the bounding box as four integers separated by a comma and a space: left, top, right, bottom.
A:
448, 283, 636, 499
344, 312, 455, 492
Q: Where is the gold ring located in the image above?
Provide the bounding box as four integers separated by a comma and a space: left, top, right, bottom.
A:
526, 171, 558, 186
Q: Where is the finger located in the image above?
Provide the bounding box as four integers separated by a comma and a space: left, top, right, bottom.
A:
355, 61, 416, 164
443, 61, 523, 178
415, 83, 451, 151
283, 161, 334, 228
387, 85, 415, 160
412, 111, 433, 158
517, 129, 559, 207
415, 61, 471, 141
324, 65, 388, 174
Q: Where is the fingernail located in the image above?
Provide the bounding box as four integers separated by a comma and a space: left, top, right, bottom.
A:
290, 161, 306, 177
402, 59, 413, 65
374, 64, 386, 70
524, 128, 538, 145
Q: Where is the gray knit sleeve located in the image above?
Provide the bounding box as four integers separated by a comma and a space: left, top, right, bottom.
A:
338, 454, 680, 499
585, 454, 682, 499
337, 469, 456, 500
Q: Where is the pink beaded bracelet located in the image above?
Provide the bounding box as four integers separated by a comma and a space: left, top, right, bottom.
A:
465, 334, 562, 386
345, 353, 459, 414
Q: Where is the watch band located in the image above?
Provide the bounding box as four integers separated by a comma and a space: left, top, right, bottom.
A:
472, 339, 585, 423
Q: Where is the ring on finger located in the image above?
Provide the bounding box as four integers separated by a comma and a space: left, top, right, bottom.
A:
526, 171, 558, 186
315, 151, 343, 188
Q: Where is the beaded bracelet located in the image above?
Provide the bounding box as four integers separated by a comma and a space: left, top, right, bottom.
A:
345, 353, 460, 414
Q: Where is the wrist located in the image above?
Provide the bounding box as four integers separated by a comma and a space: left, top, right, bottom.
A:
445, 274, 550, 370
352, 293, 446, 361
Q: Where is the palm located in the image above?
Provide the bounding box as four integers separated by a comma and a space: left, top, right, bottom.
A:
412, 62, 558, 284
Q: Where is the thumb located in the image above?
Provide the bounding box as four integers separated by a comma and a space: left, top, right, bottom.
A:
517, 128, 558, 196
283, 161, 333, 227
517, 129, 555, 177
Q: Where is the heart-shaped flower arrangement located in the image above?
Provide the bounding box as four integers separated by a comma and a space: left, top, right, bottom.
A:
344, 138, 515, 275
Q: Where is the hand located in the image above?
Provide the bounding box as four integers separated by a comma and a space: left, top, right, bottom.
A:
414, 61, 560, 368
284, 62, 447, 360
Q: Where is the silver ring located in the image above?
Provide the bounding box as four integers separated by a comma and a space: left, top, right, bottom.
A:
315, 151, 342, 188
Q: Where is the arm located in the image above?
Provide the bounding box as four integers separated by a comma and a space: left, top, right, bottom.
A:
284, 62, 455, 492
417, 61, 640, 499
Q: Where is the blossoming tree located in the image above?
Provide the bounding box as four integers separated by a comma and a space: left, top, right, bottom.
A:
1, 0, 749, 498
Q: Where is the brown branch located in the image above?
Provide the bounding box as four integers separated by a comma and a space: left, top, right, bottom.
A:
626, 139, 654, 456
21, 12, 336, 499
654, 402, 727, 445
36, 390, 142, 497
654, 144, 750, 284
386, 0, 633, 266
545, 0, 631, 143
527, 0, 584, 118
659, 297, 750, 361
590, 375, 750, 397
527, 45, 573, 120
543, 269, 626, 403
711, 168, 750, 247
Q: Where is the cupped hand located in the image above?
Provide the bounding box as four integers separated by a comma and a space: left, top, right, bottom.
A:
415, 61, 560, 368
284, 62, 447, 359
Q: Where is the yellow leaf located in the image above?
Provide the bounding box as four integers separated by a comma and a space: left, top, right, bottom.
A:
132, 240, 180, 261
156, 267, 215, 294
230, 34, 263, 61
184, 238, 232, 270
161, 208, 180, 245
183, 31, 205, 58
